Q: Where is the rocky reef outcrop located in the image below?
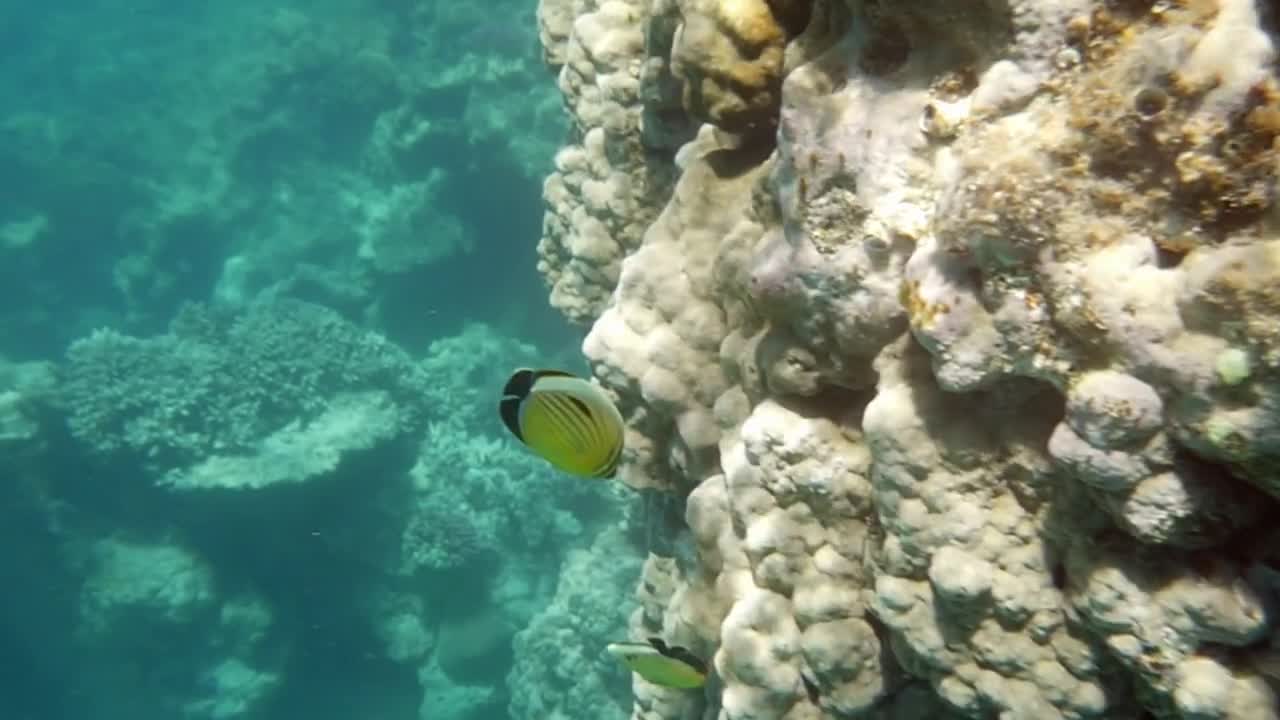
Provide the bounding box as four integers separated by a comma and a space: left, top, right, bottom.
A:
534, 0, 1280, 717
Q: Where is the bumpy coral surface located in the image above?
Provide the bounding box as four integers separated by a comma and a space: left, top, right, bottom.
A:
60, 298, 429, 477
536, 0, 1280, 717
536, 0, 690, 324
509, 527, 641, 720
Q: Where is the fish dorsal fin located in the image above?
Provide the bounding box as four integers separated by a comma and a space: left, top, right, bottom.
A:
647, 638, 707, 674
503, 368, 575, 398
645, 638, 706, 671
532, 374, 623, 427
502, 368, 536, 399
529, 368, 577, 384
526, 371, 592, 403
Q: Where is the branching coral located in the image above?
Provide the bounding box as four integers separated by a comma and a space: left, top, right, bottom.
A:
344, 168, 473, 274
60, 298, 429, 475
508, 527, 641, 720
401, 498, 497, 573
409, 420, 621, 561
163, 390, 408, 491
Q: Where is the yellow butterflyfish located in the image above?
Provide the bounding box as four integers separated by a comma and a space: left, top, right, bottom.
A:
499, 368, 625, 479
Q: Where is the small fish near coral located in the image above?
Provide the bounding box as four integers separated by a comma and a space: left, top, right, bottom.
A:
606, 637, 708, 689
498, 368, 625, 478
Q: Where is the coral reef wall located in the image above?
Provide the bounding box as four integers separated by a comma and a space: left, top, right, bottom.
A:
535, 0, 1280, 717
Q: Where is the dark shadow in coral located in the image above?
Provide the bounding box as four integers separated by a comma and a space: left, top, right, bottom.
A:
706, 135, 778, 180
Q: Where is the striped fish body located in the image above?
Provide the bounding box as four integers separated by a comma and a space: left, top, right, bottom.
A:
499, 368, 625, 479
606, 641, 708, 689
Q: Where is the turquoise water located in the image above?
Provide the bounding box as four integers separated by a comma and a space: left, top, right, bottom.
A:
0, 2, 643, 718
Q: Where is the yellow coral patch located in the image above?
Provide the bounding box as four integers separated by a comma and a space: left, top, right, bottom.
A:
714, 0, 784, 49
899, 279, 949, 330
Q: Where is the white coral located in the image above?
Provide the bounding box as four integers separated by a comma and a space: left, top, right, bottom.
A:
535, 0, 1280, 718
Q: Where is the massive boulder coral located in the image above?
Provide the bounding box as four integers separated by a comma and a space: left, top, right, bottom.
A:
583, 125, 771, 492
670, 0, 799, 138
536, 0, 691, 324
677, 0, 836, 143
864, 346, 1129, 718
537, 0, 1280, 717
718, 399, 889, 717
